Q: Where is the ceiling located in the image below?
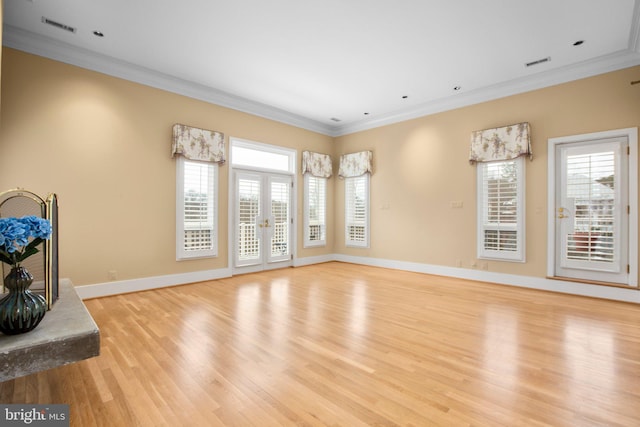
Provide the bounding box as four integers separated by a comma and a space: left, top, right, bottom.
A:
3, 0, 640, 136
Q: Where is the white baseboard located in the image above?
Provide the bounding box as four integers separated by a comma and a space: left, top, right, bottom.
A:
334, 254, 640, 303
74, 267, 232, 300
293, 254, 335, 267
73, 255, 640, 303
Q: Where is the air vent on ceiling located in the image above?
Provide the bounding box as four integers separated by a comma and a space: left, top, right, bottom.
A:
41, 17, 77, 34
330, 117, 341, 122
525, 56, 550, 67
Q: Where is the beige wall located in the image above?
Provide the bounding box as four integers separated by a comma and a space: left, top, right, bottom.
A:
1, 47, 639, 287
0, 48, 334, 286
335, 65, 640, 279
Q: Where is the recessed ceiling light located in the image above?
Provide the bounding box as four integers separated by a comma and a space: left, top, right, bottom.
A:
573, 40, 584, 46
402, 95, 408, 99
364, 112, 369, 115
453, 86, 462, 91
93, 31, 104, 37
330, 117, 341, 122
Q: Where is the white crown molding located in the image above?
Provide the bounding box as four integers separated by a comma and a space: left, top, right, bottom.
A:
334, 49, 640, 136
3, 24, 640, 139
335, 0, 640, 137
2, 25, 336, 137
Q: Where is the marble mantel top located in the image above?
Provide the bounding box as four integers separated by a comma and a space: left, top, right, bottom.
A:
0, 279, 100, 382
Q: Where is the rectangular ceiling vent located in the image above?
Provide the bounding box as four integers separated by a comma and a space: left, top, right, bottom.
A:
525, 56, 551, 68
41, 17, 77, 34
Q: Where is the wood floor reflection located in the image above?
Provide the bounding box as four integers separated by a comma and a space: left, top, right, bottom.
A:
2, 262, 639, 426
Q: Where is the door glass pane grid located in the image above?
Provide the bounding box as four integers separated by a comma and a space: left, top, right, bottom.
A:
270, 181, 290, 256
238, 179, 260, 261
566, 151, 615, 263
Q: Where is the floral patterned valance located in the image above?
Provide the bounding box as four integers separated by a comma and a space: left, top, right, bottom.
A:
469, 122, 532, 164
302, 151, 333, 178
171, 124, 225, 164
338, 151, 373, 178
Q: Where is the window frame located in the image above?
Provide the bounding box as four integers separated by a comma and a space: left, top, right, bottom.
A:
304, 174, 327, 247
176, 156, 219, 260
345, 174, 370, 248
476, 157, 525, 262
230, 137, 295, 174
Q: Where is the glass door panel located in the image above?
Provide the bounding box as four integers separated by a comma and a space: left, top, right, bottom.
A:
235, 172, 262, 267
555, 138, 628, 284
234, 171, 292, 272
268, 176, 291, 263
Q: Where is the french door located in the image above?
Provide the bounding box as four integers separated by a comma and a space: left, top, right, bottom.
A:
234, 170, 292, 273
552, 134, 631, 285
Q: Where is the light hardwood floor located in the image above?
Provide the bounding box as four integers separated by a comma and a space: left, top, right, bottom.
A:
2, 262, 640, 426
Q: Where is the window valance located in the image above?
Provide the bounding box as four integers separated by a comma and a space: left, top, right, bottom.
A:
171, 124, 225, 164
469, 122, 531, 164
338, 151, 373, 178
301, 151, 333, 178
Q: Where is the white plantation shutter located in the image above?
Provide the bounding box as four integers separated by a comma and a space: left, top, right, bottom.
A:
565, 150, 616, 263
477, 157, 524, 261
237, 177, 261, 261
270, 179, 291, 258
345, 174, 369, 247
304, 175, 327, 247
177, 158, 218, 259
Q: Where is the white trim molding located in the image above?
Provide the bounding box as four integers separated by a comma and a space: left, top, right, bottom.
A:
4, 24, 640, 138
2, 25, 335, 137
293, 254, 335, 267
73, 255, 640, 303
334, 255, 640, 304
74, 267, 232, 300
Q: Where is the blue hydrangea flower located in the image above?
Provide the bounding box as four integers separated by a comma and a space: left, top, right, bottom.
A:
0, 216, 52, 267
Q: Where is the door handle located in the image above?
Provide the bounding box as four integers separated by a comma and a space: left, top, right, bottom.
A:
258, 219, 271, 228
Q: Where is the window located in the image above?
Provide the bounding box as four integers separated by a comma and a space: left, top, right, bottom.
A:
231, 138, 295, 173
176, 157, 218, 259
477, 157, 524, 261
345, 174, 369, 248
304, 174, 327, 247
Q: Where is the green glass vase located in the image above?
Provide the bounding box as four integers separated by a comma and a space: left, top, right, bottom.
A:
0, 266, 47, 335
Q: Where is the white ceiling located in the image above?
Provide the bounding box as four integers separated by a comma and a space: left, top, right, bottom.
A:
3, 0, 640, 136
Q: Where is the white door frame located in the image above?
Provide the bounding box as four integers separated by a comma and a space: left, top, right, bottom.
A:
227, 138, 297, 276
232, 169, 293, 274
547, 127, 638, 287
